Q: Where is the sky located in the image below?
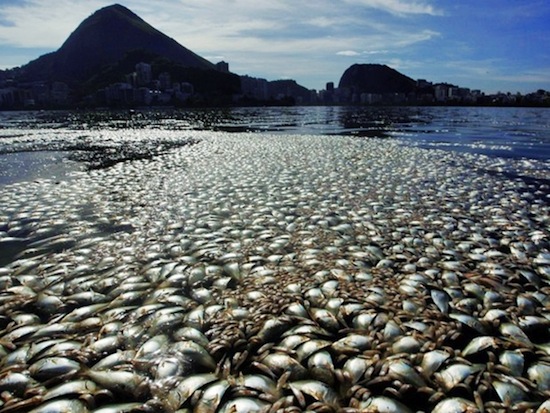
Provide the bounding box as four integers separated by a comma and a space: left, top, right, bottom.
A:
0, 0, 549, 94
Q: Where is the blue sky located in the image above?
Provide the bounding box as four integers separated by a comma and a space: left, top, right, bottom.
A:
0, 0, 549, 93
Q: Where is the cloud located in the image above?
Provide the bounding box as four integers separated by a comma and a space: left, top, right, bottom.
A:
0, 0, 105, 48
494, 69, 550, 84
306, 17, 341, 28
337, 50, 361, 57
336, 49, 390, 57
364, 50, 389, 55
344, 0, 442, 16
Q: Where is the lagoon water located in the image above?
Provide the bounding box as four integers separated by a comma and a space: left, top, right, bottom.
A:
0, 106, 550, 411
1, 106, 549, 186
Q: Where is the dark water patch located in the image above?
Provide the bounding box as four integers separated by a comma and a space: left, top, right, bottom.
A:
95, 222, 135, 235
0, 223, 72, 266
328, 128, 391, 138
0, 151, 83, 186
70, 146, 161, 170
208, 125, 278, 133
0, 237, 31, 267
67, 138, 199, 170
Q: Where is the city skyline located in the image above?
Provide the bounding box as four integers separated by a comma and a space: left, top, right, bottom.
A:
0, 0, 549, 94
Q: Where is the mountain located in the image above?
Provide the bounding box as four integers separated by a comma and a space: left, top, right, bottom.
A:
268, 80, 312, 103
338, 64, 416, 95
18, 4, 214, 84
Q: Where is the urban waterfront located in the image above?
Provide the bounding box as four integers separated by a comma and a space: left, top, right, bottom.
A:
0, 106, 549, 412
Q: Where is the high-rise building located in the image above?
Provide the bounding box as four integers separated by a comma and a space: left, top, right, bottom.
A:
135, 62, 152, 86
216, 61, 230, 73
159, 72, 171, 91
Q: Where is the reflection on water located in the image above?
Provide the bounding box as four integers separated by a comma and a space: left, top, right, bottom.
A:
0, 151, 83, 186
2, 106, 548, 156
0, 106, 548, 186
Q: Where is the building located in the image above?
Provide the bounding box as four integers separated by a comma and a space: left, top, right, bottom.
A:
434, 84, 449, 102
104, 82, 134, 105
135, 62, 152, 86
0, 87, 17, 107
216, 61, 229, 73
51, 82, 70, 105
416, 79, 432, 88
240, 75, 269, 101
159, 72, 171, 91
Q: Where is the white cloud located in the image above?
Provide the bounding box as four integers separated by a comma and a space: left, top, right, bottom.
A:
364, 50, 389, 55
344, 0, 442, 16
306, 17, 341, 28
0, 0, 105, 48
337, 50, 361, 57
494, 69, 550, 84
336, 49, 390, 57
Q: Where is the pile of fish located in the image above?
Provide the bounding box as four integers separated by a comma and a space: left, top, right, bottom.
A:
1, 130, 549, 412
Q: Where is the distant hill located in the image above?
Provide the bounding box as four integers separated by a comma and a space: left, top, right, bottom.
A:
18, 4, 214, 84
268, 80, 312, 103
338, 64, 416, 95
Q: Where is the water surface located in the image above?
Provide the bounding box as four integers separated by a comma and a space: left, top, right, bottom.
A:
0, 106, 548, 186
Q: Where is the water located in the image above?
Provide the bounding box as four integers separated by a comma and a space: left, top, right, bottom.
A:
0, 106, 549, 186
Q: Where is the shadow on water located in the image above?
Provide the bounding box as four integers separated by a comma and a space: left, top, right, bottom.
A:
0, 238, 31, 267
0, 221, 72, 267
481, 168, 550, 204
0, 216, 136, 267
